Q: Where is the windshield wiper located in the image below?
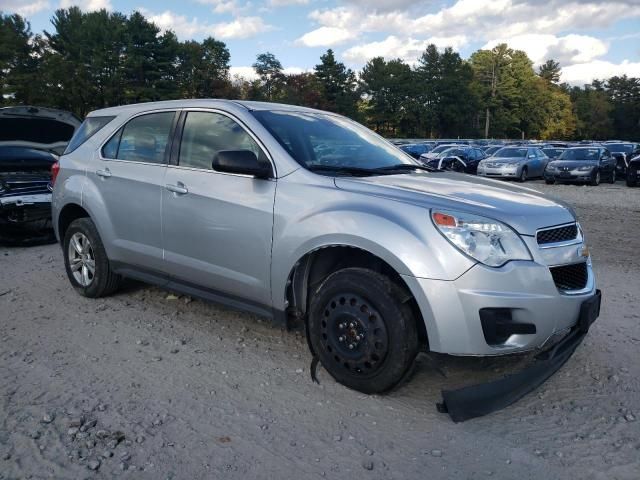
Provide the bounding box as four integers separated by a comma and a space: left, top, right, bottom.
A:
373, 164, 439, 173
306, 165, 383, 176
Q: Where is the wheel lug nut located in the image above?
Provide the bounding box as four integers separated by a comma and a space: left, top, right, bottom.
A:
349, 322, 355, 328
338, 335, 346, 342
339, 323, 346, 329
355, 335, 361, 341
348, 344, 355, 350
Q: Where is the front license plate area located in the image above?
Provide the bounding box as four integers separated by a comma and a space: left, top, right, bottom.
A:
578, 289, 601, 333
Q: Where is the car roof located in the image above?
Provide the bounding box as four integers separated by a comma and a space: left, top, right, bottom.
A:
88, 99, 330, 117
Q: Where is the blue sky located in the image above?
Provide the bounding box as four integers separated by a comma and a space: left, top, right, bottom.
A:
4, 0, 640, 84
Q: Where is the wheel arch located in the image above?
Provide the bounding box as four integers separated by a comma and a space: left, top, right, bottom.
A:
57, 203, 91, 245
285, 244, 429, 348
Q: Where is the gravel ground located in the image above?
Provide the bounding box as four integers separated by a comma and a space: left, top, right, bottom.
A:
1, 180, 639, 480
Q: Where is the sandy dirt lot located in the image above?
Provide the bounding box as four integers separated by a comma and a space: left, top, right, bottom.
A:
1, 180, 639, 480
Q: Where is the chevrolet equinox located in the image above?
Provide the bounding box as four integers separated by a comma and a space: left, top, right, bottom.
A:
52, 100, 601, 396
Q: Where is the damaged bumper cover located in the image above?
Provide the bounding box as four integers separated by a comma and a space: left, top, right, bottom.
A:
0, 192, 52, 223
438, 289, 601, 422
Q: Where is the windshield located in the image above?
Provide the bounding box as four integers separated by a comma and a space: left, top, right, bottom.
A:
494, 147, 527, 158
251, 110, 416, 170
606, 143, 632, 153
560, 148, 600, 161
431, 145, 459, 154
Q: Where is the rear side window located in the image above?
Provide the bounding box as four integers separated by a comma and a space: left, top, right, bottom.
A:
101, 112, 175, 164
64, 116, 115, 154
178, 112, 265, 170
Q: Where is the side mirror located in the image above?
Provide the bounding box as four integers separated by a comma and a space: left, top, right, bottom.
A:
212, 150, 271, 178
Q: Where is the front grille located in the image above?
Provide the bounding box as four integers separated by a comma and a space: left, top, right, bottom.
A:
550, 262, 588, 291
537, 224, 578, 245
1, 178, 51, 196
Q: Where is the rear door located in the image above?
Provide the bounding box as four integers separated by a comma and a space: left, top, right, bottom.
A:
161, 109, 276, 308
94, 110, 178, 272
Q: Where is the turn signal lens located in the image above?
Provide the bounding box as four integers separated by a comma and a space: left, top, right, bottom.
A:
433, 212, 456, 227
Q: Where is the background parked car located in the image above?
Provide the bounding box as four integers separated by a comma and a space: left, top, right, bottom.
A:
544, 146, 616, 185
476, 146, 548, 182
0, 106, 80, 244
541, 147, 566, 160
626, 153, 640, 187
418, 144, 462, 162
420, 146, 487, 173
604, 142, 640, 179
398, 142, 435, 159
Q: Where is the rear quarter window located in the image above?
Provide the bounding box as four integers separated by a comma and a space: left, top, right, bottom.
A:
64, 116, 115, 154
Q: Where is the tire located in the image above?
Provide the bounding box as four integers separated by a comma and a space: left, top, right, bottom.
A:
545, 178, 555, 185
628, 167, 638, 187
63, 217, 121, 298
590, 169, 600, 186
518, 167, 528, 183
609, 168, 616, 184
307, 267, 419, 394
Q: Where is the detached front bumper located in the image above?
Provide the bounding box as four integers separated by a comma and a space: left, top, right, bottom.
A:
403, 258, 597, 356
438, 288, 600, 422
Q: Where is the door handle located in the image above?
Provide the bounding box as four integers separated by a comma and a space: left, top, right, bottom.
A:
166, 183, 188, 195
96, 168, 112, 178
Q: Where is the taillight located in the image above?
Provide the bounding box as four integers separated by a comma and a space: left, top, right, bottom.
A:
51, 161, 60, 186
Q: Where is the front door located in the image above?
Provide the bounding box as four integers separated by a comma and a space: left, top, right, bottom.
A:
161, 110, 276, 307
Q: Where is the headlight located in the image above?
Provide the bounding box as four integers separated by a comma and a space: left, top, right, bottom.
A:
431, 210, 532, 267
577, 165, 593, 171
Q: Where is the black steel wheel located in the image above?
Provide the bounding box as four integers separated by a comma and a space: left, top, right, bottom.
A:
308, 268, 418, 394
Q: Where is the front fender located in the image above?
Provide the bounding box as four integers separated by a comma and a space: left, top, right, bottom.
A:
270, 173, 475, 310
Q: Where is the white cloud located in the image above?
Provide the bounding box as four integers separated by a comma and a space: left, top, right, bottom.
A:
140, 9, 274, 40
2, 0, 50, 15
343, 35, 467, 64
230, 66, 259, 81
561, 60, 640, 85
229, 65, 309, 82
295, 26, 356, 47
196, 0, 246, 15
483, 34, 608, 66
59, 0, 112, 11
269, 0, 309, 6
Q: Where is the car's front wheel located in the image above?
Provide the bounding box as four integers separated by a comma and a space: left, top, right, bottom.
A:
609, 168, 616, 184
307, 268, 419, 394
590, 169, 601, 186
518, 167, 528, 182
545, 177, 555, 185
63, 218, 121, 298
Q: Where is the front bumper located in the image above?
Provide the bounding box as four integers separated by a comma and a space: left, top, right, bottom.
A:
545, 170, 593, 182
0, 193, 52, 224
403, 257, 596, 356
477, 165, 520, 178
438, 289, 600, 422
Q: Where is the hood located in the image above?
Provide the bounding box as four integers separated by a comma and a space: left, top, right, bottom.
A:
334, 172, 575, 235
0, 106, 81, 155
549, 160, 597, 169
0, 146, 57, 173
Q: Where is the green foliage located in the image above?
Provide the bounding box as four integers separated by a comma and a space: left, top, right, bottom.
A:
0, 9, 636, 140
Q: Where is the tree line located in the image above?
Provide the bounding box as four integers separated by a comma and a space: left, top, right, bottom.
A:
1, 8, 638, 140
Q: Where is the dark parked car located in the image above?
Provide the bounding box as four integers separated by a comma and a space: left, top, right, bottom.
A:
0, 106, 80, 243
605, 142, 640, 179
420, 146, 487, 173
398, 142, 435, 159
541, 147, 566, 160
544, 147, 616, 185
626, 153, 640, 187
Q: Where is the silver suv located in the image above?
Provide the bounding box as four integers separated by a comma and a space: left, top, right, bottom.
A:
52, 100, 600, 396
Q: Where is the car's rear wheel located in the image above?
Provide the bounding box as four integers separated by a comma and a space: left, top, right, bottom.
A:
518, 167, 528, 182
627, 167, 638, 187
590, 169, 601, 186
545, 178, 555, 185
63, 218, 121, 298
307, 268, 418, 394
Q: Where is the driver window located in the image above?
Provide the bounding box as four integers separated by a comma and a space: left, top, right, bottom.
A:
179, 112, 264, 170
